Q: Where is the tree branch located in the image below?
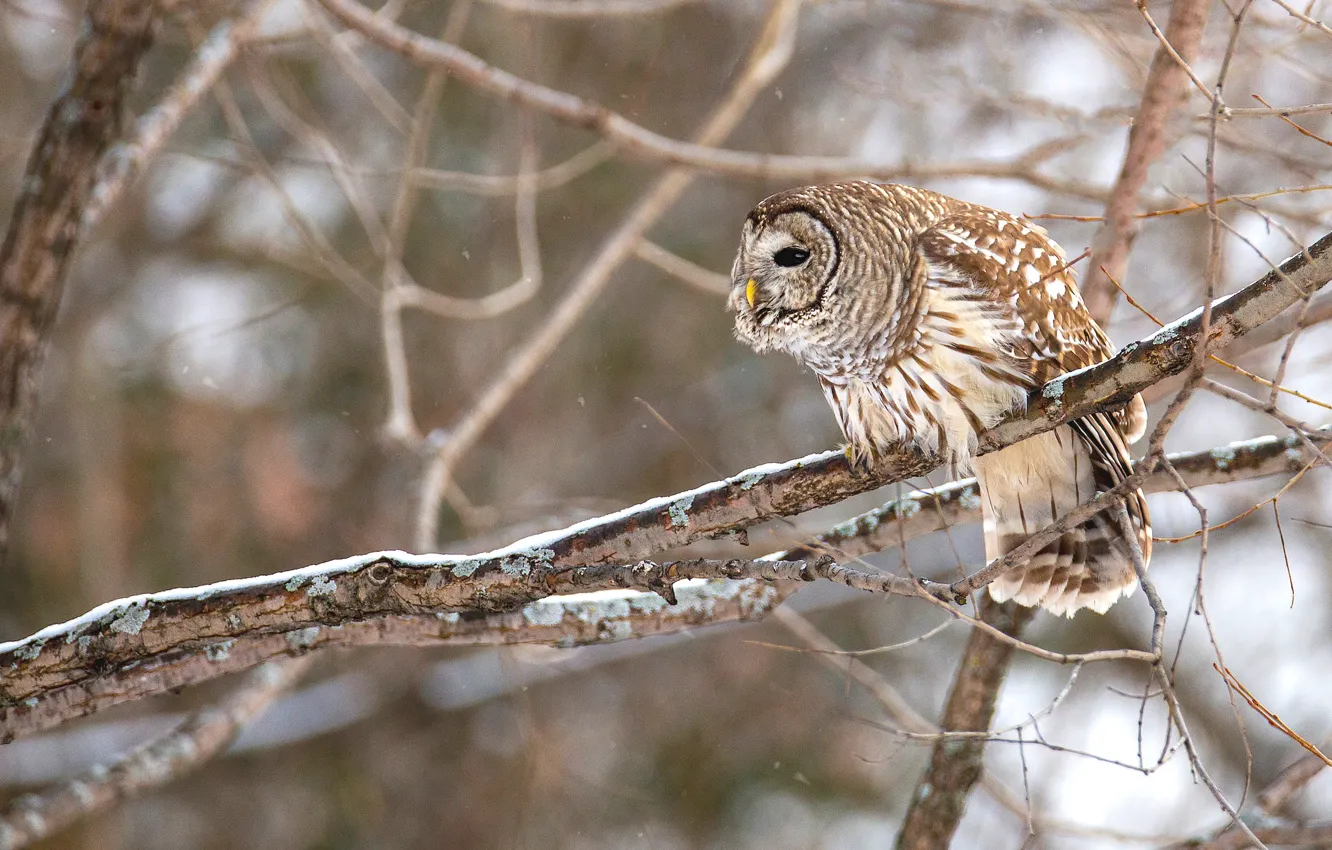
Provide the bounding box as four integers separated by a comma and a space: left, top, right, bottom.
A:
0, 228, 1327, 740
0, 420, 1317, 740
0, 0, 160, 560
894, 597, 1035, 850
0, 658, 310, 850
1082, 0, 1210, 324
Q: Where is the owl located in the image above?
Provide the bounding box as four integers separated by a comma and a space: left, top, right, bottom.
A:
728, 182, 1150, 617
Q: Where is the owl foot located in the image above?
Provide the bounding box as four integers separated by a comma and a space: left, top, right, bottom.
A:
841, 444, 875, 476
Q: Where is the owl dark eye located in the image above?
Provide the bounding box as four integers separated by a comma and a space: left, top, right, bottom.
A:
773, 246, 811, 267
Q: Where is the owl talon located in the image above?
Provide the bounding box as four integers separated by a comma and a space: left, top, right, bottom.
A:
842, 444, 875, 476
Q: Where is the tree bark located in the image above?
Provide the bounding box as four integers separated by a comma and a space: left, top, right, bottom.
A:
895, 596, 1035, 850
0, 0, 160, 560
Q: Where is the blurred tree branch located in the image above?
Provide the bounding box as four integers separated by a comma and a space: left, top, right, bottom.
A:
0, 657, 310, 850
0, 0, 160, 562
316, 0, 1118, 203
894, 597, 1034, 850
1082, 0, 1210, 324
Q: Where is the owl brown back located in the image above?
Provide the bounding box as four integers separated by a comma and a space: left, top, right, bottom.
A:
729, 182, 1150, 616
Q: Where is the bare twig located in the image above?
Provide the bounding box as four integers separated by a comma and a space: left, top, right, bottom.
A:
1216, 665, 1332, 767
0, 658, 312, 850
1257, 754, 1327, 815
1083, 0, 1210, 323
410, 0, 803, 548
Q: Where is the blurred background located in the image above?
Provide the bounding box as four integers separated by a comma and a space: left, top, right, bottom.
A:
1, 0, 1331, 846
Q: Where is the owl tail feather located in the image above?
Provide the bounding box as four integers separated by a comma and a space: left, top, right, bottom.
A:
979, 416, 1151, 618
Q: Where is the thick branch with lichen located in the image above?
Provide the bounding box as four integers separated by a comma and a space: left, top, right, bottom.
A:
1, 230, 1329, 740
0, 422, 1321, 740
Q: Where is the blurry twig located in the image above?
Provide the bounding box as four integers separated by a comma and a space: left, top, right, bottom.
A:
476, 0, 701, 13
632, 240, 731, 296
0, 658, 312, 850
83, 0, 277, 232
301, 0, 412, 131
410, 0, 803, 549
1257, 753, 1328, 814
1083, 0, 1210, 323
1134, 0, 1212, 98
1252, 94, 1332, 147
210, 79, 375, 297
378, 2, 474, 444
1216, 664, 1332, 766
410, 141, 614, 195
1265, 0, 1332, 38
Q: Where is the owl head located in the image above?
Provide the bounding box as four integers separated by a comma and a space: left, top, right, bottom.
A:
728, 182, 926, 361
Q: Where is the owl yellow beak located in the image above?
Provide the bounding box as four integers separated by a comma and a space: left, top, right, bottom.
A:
745, 278, 758, 309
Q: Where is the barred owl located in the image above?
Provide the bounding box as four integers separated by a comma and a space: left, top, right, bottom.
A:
728, 182, 1150, 617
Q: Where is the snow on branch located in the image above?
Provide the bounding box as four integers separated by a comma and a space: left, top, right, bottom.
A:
1, 230, 1329, 741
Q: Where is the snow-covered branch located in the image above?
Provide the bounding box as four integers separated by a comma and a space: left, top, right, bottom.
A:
1, 228, 1328, 742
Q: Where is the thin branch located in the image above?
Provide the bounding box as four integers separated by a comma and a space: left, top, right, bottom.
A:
316, 0, 1113, 201
1083, 0, 1210, 323
378, 2, 474, 444
633, 240, 731, 296
1265, 0, 1332, 38
1257, 754, 1327, 815
408, 140, 614, 195
0, 658, 311, 850
1216, 664, 1332, 767
411, 0, 803, 549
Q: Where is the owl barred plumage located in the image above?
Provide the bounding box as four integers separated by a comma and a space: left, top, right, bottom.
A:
728, 181, 1151, 617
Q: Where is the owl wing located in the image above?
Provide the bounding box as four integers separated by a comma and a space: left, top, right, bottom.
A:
914, 205, 1147, 441
914, 204, 1151, 616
